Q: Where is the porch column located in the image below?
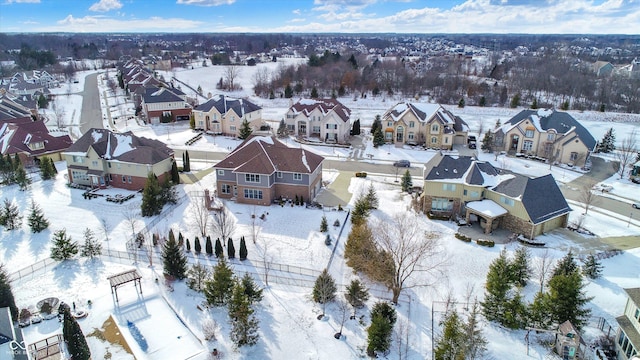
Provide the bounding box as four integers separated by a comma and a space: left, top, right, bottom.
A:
485, 218, 493, 234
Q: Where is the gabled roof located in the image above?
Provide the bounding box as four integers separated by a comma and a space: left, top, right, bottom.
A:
289, 98, 351, 123
424, 153, 501, 186
64, 128, 173, 165
499, 109, 596, 151
142, 86, 185, 104
195, 95, 261, 117
214, 135, 323, 175
623, 288, 640, 307
384, 102, 468, 132
0, 120, 72, 156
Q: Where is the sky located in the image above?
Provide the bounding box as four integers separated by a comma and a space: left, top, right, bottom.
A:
0, 0, 639, 34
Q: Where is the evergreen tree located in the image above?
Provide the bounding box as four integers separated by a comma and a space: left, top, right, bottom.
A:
344, 223, 376, 273
350, 195, 371, 225
310, 86, 318, 98
0, 198, 21, 230
178, 232, 184, 248
312, 268, 336, 316
162, 229, 187, 279
510, 246, 531, 287
15, 165, 30, 190
510, 93, 521, 108
215, 238, 224, 258
347, 54, 358, 69
365, 182, 378, 209
239, 272, 263, 304
464, 301, 488, 359
458, 98, 465, 108
502, 290, 528, 329
184, 150, 191, 172
528, 291, 552, 329
228, 283, 260, 347
597, 128, 616, 153
531, 98, 538, 109
351, 118, 361, 136
400, 169, 412, 192
345, 279, 369, 316
0, 263, 18, 321
552, 251, 579, 278
372, 127, 385, 147
277, 119, 287, 137
239, 236, 247, 260
284, 84, 293, 98
1, 154, 15, 184
546, 270, 592, 329
38, 93, 49, 109
320, 215, 328, 232
481, 131, 493, 152
238, 119, 253, 140
186, 263, 210, 292
434, 309, 466, 360
371, 115, 382, 135
204, 258, 235, 306
80, 227, 102, 258
61, 303, 91, 360
367, 302, 396, 356
561, 100, 570, 110
206, 236, 213, 256
479, 96, 486, 107
481, 249, 512, 324
40, 157, 57, 180
197, 85, 202, 94
171, 161, 180, 184
227, 237, 236, 259
185, 238, 191, 252
495, 119, 502, 129
583, 253, 603, 279
27, 200, 49, 233
141, 173, 162, 217
50, 229, 78, 261
194, 236, 202, 254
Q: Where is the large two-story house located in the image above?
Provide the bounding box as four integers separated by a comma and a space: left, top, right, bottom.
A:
214, 135, 324, 206
381, 102, 468, 149
616, 288, 640, 360
63, 128, 174, 190
422, 153, 571, 238
284, 98, 351, 144
493, 109, 596, 168
192, 95, 263, 137
141, 86, 191, 124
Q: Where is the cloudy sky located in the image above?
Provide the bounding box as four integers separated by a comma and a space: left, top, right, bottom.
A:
1, 0, 639, 34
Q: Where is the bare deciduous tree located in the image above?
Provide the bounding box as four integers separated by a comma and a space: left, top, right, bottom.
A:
372, 213, 446, 304
393, 317, 410, 360
51, 101, 66, 129
534, 249, 553, 293
615, 129, 638, 179
224, 65, 241, 91
250, 206, 264, 244
256, 237, 273, 286
122, 203, 141, 262
190, 194, 211, 237
210, 205, 236, 242
100, 218, 111, 252
578, 180, 599, 215
335, 299, 350, 339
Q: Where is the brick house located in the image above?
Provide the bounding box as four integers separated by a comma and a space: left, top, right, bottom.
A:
141, 86, 192, 124
615, 287, 640, 360
214, 135, 324, 206
381, 102, 469, 148
284, 98, 351, 144
422, 153, 571, 238
192, 95, 263, 137
63, 128, 174, 190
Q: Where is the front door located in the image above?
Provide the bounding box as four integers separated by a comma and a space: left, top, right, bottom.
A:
510, 135, 520, 151
233, 186, 237, 197
396, 126, 404, 143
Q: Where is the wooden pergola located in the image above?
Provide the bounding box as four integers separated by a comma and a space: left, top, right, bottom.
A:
107, 269, 142, 303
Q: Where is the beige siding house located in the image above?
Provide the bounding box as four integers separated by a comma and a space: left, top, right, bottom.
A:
192, 95, 263, 137
284, 98, 351, 144
616, 288, 640, 360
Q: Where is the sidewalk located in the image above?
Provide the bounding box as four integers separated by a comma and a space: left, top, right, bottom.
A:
315, 171, 353, 208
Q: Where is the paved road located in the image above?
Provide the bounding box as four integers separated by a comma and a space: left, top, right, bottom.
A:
79, 72, 103, 136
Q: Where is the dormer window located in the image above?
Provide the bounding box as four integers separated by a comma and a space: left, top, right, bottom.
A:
431, 124, 439, 133
28, 141, 44, 150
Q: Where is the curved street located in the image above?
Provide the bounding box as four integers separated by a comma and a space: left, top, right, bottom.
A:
78, 72, 103, 136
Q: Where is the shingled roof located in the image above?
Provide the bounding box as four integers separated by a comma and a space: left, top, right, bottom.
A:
289, 98, 351, 123
196, 95, 261, 117
424, 153, 501, 186
0, 120, 72, 157
142, 86, 184, 104
384, 102, 469, 131
214, 135, 323, 175
65, 128, 173, 165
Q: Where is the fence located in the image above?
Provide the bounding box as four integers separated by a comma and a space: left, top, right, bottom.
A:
9, 258, 59, 283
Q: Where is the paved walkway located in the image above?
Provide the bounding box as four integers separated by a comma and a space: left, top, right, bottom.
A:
315, 171, 353, 208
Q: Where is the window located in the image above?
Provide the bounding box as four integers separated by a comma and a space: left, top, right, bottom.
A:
385, 132, 393, 140
128, 176, 132, 184
500, 196, 515, 206
244, 189, 263, 199
325, 124, 337, 130
287, 124, 295, 131
525, 129, 535, 138
293, 173, 302, 181
92, 160, 98, 167
72, 155, 84, 163
408, 132, 415, 140
122, 175, 126, 183
409, 121, 415, 128
570, 152, 578, 161
217, 169, 224, 176
443, 184, 456, 191
221, 184, 231, 194
431, 124, 439, 133
277, 172, 283, 178
547, 133, 555, 141
108, 162, 112, 168
523, 140, 533, 151
231, 116, 235, 122
245, 174, 260, 183
230, 126, 236, 132
431, 137, 438, 144
312, 126, 321, 134
432, 198, 453, 211
213, 114, 217, 120
387, 121, 393, 127
635, 308, 639, 320
444, 137, 449, 144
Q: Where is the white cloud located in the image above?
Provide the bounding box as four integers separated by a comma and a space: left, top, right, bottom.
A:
43, 15, 202, 32
176, 0, 235, 6
89, 0, 122, 12
3, 0, 40, 3
289, 18, 306, 23
292, 9, 301, 15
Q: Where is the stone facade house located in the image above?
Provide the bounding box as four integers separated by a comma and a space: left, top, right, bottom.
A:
214, 135, 324, 206
422, 153, 571, 238
63, 128, 174, 190
192, 95, 263, 137
284, 98, 351, 144
141, 86, 191, 124
616, 287, 640, 360
381, 102, 468, 149
493, 109, 596, 168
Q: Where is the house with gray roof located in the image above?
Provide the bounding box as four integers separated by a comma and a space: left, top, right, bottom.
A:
141, 86, 191, 125
214, 135, 324, 205
493, 109, 596, 169
193, 95, 263, 137
422, 152, 571, 238
616, 287, 640, 360
284, 98, 351, 144
63, 128, 174, 190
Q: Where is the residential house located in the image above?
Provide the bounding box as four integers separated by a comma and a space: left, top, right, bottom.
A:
63, 128, 174, 190
192, 95, 263, 137
214, 135, 324, 205
615, 287, 640, 360
493, 109, 596, 168
0, 118, 72, 166
0, 307, 26, 360
593, 61, 615, 77
141, 86, 191, 124
0, 96, 33, 121
284, 98, 351, 144
422, 153, 571, 238
631, 160, 640, 183
381, 102, 468, 149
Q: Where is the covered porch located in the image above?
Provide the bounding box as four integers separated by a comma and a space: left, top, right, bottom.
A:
465, 199, 508, 235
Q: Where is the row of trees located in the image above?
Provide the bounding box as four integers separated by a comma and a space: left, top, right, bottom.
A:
50, 228, 103, 261
140, 172, 178, 217
0, 199, 49, 233
0, 154, 57, 190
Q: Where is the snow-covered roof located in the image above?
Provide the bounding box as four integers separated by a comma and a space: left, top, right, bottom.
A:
466, 199, 508, 218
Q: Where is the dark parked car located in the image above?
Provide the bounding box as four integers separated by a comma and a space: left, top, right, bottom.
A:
467, 135, 477, 144
393, 160, 411, 167
468, 141, 477, 149
633, 203, 640, 209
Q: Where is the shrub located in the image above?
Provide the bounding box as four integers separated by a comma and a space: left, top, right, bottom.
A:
476, 239, 495, 247
355, 172, 367, 178
454, 233, 472, 242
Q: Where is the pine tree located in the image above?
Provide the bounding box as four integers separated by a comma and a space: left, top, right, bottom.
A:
479, 96, 486, 107
344, 223, 376, 273
204, 258, 235, 306
162, 229, 187, 279
185, 238, 191, 252
239, 236, 247, 260
38, 93, 49, 109
552, 251, 579, 278
582, 253, 603, 279
345, 279, 369, 316
528, 291, 552, 329
597, 128, 616, 153
434, 309, 466, 360
372, 127, 385, 147
312, 268, 336, 316
371, 115, 382, 135
277, 119, 287, 137
215, 238, 224, 258
61, 303, 91, 360
284, 84, 293, 98
510, 246, 531, 287
27, 200, 49, 233
238, 119, 253, 140
227, 237, 236, 259
178, 232, 184, 248
510, 93, 521, 108
320, 215, 328, 232
80, 227, 102, 258
171, 161, 180, 184
481, 249, 512, 324
531, 98, 538, 109
400, 169, 412, 192
239, 272, 263, 304
367, 302, 396, 356
15, 165, 30, 190
206, 236, 213, 256
365, 182, 378, 209
464, 301, 488, 359
182, 150, 190, 172
546, 270, 592, 329
0, 199, 22, 230
186, 263, 210, 292
194, 236, 202, 254
503, 290, 528, 329
228, 283, 260, 347
458, 98, 465, 108
0, 263, 18, 321
310, 86, 318, 98
481, 131, 493, 152
40, 157, 57, 180
50, 229, 78, 261
141, 173, 162, 217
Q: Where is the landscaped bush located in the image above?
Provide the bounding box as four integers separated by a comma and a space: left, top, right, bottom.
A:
426, 212, 449, 221
476, 239, 495, 247
355, 172, 367, 178
454, 233, 472, 242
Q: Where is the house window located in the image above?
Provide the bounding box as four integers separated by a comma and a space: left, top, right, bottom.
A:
312, 126, 321, 134
92, 160, 98, 167
385, 132, 393, 140
217, 170, 224, 176
230, 126, 236, 132
409, 121, 415, 128
432, 198, 453, 211
431, 124, 439, 133
570, 152, 578, 161
245, 174, 260, 183
122, 175, 126, 183
547, 133, 555, 141
108, 162, 112, 168
443, 184, 456, 191
500, 196, 515, 206
221, 184, 231, 194
523, 140, 533, 151
231, 116, 235, 122
470, 191, 480, 198
408, 132, 415, 140
444, 137, 449, 144
277, 172, 283, 178
72, 155, 84, 163
213, 114, 217, 120
325, 124, 337, 130
387, 121, 393, 127
525, 129, 535, 138
128, 176, 132, 183
431, 137, 438, 144
635, 308, 639, 320
293, 173, 302, 181
244, 189, 263, 199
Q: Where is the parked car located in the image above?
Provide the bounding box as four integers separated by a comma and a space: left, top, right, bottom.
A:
393, 160, 411, 167
633, 203, 640, 209
468, 141, 477, 149
467, 135, 477, 144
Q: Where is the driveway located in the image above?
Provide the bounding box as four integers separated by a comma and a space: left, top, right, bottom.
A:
78, 72, 103, 136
